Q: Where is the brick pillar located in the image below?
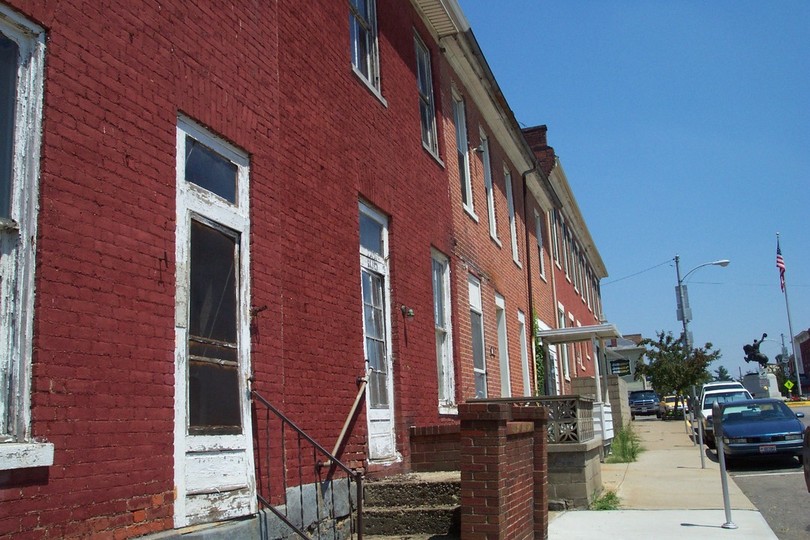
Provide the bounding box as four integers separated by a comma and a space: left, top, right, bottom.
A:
514, 405, 549, 540
459, 401, 549, 540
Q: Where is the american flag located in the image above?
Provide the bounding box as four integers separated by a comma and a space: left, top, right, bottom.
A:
776, 239, 786, 291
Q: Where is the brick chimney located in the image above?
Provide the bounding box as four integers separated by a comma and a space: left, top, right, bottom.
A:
522, 125, 556, 177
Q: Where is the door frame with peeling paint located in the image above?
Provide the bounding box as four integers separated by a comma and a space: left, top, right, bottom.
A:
173, 117, 256, 527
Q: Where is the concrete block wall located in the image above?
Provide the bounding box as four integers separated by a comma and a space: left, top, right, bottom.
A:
546, 438, 602, 509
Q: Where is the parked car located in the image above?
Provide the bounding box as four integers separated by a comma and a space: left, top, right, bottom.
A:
699, 381, 745, 403
718, 398, 805, 465
658, 395, 686, 419
803, 426, 810, 492
628, 390, 659, 420
700, 388, 752, 448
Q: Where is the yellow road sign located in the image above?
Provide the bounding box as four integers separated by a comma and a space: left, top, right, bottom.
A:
785, 380, 795, 390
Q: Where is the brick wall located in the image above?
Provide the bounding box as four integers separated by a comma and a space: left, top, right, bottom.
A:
0, 0, 456, 536
459, 401, 548, 540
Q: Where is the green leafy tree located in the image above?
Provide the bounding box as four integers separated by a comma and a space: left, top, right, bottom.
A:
714, 365, 732, 381
635, 331, 720, 408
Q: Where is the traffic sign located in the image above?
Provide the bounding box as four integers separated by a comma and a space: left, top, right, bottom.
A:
785, 380, 794, 391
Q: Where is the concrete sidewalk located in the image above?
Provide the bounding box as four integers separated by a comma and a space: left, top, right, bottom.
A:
548, 416, 778, 539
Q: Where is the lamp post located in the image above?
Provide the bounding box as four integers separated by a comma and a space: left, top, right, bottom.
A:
675, 256, 730, 350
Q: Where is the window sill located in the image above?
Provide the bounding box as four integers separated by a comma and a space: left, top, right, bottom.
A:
351, 67, 388, 108
422, 143, 444, 168
439, 405, 458, 416
513, 257, 522, 270
464, 206, 479, 223
490, 235, 502, 248
0, 441, 55, 470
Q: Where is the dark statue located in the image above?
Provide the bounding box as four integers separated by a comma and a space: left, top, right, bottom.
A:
743, 333, 769, 368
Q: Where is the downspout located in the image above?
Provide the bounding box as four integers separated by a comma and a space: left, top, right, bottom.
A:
548, 212, 560, 396
522, 163, 538, 395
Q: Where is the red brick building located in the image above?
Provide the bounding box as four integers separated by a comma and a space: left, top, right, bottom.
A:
0, 1, 608, 538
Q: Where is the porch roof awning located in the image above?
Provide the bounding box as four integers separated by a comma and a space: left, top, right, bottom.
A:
536, 322, 622, 345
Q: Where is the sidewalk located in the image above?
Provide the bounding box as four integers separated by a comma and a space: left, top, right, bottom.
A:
548, 416, 778, 539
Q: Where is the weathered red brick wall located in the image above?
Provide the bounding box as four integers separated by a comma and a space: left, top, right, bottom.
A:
1, 0, 457, 536
409, 424, 461, 472
442, 72, 534, 401
459, 401, 548, 540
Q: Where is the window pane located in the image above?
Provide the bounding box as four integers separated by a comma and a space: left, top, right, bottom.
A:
359, 212, 383, 255
185, 136, 237, 203
432, 259, 445, 328
471, 311, 484, 371
188, 220, 241, 433
475, 372, 486, 399
189, 360, 241, 433
189, 221, 238, 344
0, 34, 18, 219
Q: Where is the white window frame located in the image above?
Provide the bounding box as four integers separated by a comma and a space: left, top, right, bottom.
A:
552, 211, 561, 266
517, 311, 531, 396
414, 33, 438, 157
468, 275, 487, 398
504, 168, 520, 266
431, 249, 455, 414
495, 294, 511, 397
0, 7, 52, 470
481, 133, 499, 244
349, 0, 385, 103
534, 209, 546, 280
557, 304, 570, 381
452, 93, 475, 218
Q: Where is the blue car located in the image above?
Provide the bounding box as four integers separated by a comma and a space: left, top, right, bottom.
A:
718, 398, 805, 463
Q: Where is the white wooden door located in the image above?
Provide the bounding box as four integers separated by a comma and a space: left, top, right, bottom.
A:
359, 203, 396, 461
174, 119, 255, 527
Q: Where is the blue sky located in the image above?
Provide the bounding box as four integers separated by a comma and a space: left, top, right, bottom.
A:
457, 1, 810, 382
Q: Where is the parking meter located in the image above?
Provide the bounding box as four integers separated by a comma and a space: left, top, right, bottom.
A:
712, 402, 736, 529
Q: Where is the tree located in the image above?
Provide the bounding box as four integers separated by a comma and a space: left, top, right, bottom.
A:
714, 365, 732, 381
635, 331, 720, 408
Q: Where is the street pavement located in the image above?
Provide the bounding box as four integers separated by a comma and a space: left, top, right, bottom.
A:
548, 414, 779, 539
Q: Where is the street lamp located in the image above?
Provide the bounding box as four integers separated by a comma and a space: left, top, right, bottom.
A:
674, 256, 730, 350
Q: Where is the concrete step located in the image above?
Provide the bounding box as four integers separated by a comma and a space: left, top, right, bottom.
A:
362, 506, 460, 536
364, 472, 460, 508
362, 472, 460, 537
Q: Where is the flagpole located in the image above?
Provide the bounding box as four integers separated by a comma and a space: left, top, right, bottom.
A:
778, 232, 803, 398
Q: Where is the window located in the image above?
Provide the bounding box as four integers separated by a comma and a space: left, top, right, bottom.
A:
495, 294, 511, 397
517, 311, 531, 396
1, 7, 50, 470
349, 0, 381, 92
551, 211, 560, 264
534, 210, 546, 279
453, 95, 473, 215
360, 203, 392, 410
505, 168, 520, 265
432, 250, 455, 412
561, 224, 571, 281
480, 134, 498, 242
468, 276, 487, 398
414, 34, 438, 155
557, 305, 570, 380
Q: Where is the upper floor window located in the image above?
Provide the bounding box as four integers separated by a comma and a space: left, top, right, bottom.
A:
349, 0, 381, 92
414, 34, 438, 156
505, 168, 520, 266
480, 134, 498, 243
551, 210, 560, 265
452, 94, 473, 215
1, 6, 51, 469
534, 210, 546, 279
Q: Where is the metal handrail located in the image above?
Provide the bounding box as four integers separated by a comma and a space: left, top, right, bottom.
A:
251, 389, 364, 539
